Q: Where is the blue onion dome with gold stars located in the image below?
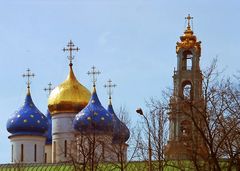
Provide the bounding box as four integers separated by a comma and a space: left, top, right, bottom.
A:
45, 110, 52, 144
73, 87, 113, 134
7, 89, 48, 137
108, 101, 130, 144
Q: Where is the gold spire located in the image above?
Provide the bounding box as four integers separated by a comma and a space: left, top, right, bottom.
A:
22, 68, 35, 94
48, 41, 90, 115
104, 79, 117, 105
176, 14, 201, 54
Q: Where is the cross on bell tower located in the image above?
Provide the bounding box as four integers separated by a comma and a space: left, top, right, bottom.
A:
185, 14, 193, 28
87, 66, 101, 87
63, 40, 80, 66
22, 68, 35, 90
165, 15, 205, 160
104, 79, 117, 103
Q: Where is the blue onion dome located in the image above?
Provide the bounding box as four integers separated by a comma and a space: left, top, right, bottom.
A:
45, 110, 52, 144
108, 100, 130, 144
73, 87, 113, 134
7, 89, 48, 136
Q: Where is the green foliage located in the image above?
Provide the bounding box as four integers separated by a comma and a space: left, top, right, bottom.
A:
0, 160, 238, 171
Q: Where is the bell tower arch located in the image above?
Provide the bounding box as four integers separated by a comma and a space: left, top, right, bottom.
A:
165, 14, 205, 159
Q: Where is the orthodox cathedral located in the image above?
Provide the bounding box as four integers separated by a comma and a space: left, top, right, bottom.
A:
6, 41, 130, 164
4, 14, 206, 166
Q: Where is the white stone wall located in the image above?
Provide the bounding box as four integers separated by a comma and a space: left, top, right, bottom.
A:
52, 113, 77, 162
76, 134, 127, 163
9, 135, 46, 163
45, 144, 52, 163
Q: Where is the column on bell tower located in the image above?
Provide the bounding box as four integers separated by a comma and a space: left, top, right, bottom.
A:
165, 14, 205, 160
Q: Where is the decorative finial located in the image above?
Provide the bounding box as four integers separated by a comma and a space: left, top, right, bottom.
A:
63, 40, 80, 66
22, 68, 35, 90
185, 14, 193, 29
104, 79, 116, 104
44, 82, 54, 96
87, 66, 101, 87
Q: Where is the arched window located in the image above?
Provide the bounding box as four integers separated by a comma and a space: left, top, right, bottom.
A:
182, 81, 193, 99
182, 51, 193, 71
186, 54, 193, 70
53, 141, 56, 163
101, 142, 105, 160
34, 144, 37, 162
64, 140, 67, 157
180, 120, 191, 136
45, 153, 47, 163
11, 145, 13, 162
21, 144, 24, 162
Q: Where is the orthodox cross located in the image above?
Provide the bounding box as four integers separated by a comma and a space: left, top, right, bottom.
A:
63, 40, 80, 65
87, 66, 101, 87
22, 68, 35, 89
44, 82, 54, 95
104, 79, 117, 100
185, 14, 193, 28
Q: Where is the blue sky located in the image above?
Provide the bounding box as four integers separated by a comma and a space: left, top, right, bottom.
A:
0, 0, 240, 163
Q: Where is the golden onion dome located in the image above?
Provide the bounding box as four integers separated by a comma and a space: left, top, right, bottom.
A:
176, 14, 201, 54
48, 64, 91, 115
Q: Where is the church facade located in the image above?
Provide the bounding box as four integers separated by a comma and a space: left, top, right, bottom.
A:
6, 41, 130, 164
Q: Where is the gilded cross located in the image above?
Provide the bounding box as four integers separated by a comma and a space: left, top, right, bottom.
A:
63, 40, 80, 65
185, 14, 193, 28
22, 68, 35, 89
44, 82, 54, 95
104, 79, 117, 100
87, 66, 101, 87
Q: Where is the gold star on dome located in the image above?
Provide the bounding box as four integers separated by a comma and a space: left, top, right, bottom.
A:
23, 119, 28, 123
94, 112, 98, 116
30, 115, 34, 118
101, 117, 105, 121
17, 115, 21, 118
37, 120, 40, 124
87, 117, 91, 121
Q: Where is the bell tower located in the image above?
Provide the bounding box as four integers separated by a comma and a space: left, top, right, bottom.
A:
165, 15, 205, 159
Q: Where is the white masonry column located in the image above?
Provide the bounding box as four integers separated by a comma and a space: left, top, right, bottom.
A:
52, 113, 77, 163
